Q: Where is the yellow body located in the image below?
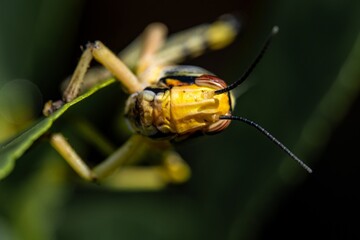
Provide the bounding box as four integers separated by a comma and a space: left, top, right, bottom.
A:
169, 84, 231, 134
125, 71, 232, 140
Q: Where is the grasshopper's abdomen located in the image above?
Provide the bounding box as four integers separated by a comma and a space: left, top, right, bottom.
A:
125, 66, 232, 140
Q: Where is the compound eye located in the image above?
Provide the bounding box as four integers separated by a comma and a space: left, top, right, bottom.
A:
124, 94, 142, 131
195, 75, 228, 90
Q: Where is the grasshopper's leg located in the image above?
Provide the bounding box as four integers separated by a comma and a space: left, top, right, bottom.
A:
43, 42, 144, 115
89, 41, 144, 93
100, 150, 191, 190
135, 15, 239, 87
60, 23, 167, 94
43, 47, 94, 116
49, 133, 190, 188
59, 15, 239, 95
50, 133, 93, 181
47, 41, 144, 109
49, 134, 145, 181
161, 150, 191, 184
136, 22, 167, 76
62, 47, 93, 102
153, 14, 239, 66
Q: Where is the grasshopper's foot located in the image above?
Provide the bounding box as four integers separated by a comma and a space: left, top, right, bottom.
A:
43, 100, 64, 116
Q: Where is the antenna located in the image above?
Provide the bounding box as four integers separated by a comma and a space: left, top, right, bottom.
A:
215, 26, 279, 95
220, 115, 312, 173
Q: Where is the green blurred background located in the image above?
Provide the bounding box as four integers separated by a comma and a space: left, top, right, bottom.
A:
1, 0, 360, 239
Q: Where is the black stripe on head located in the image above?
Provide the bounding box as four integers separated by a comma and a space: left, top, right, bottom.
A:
159, 75, 197, 87
144, 86, 168, 94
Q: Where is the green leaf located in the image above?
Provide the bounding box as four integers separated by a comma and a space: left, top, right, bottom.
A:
0, 78, 116, 180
